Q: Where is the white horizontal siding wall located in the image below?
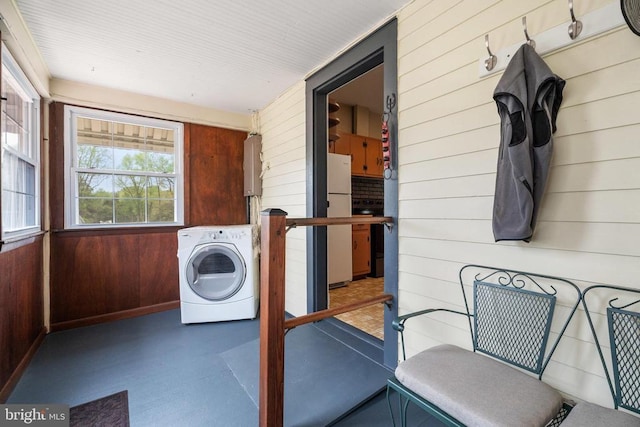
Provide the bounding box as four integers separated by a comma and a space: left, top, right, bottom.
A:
397, 0, 640, 407
258, 81, 308, 316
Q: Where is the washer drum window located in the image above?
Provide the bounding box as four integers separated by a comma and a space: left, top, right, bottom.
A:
186, 244, 247, 301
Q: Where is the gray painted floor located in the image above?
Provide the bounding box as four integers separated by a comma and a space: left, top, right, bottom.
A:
8, 309, 439, 426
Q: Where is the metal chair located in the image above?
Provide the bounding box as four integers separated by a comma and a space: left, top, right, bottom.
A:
561, 285, 640, 426
386, 264, 582, 427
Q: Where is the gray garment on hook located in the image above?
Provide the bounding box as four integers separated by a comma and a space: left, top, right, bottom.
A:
492, 44, 565, 242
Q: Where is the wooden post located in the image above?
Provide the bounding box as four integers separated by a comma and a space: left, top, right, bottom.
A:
259, 208, 287, 427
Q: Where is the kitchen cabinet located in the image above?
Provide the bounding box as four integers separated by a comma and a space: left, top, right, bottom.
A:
352, 220, 371, 278
331, 134, 351, 155
349, 134, 383, 177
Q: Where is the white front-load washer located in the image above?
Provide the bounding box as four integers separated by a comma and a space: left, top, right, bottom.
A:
178, 225, 259, 324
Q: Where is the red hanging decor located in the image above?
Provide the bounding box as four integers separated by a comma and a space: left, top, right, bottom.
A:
381, 94, 396, 179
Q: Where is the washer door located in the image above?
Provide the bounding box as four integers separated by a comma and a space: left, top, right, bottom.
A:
186, 243, 247, 301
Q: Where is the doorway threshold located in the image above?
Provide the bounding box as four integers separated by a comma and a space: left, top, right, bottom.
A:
315, 318, 384, 365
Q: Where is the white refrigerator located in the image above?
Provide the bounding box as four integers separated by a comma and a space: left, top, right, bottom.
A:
327, 153, 353, 286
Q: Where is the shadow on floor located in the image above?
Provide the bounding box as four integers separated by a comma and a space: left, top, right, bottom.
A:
333, 388, 445, 427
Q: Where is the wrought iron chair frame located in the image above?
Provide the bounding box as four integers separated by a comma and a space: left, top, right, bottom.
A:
581, 284, 640, 415
386, 264, 582, 427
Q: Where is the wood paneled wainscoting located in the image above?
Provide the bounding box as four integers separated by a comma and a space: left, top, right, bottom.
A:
48, 102, 248, 330
0, 237, 45, 401
49, 229, 181, 330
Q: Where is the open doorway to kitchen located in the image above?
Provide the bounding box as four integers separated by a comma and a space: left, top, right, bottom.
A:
305, 19, 398, 368
328, 65, 386, 340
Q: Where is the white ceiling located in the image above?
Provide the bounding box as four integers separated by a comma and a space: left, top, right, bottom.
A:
14, 0, 410, 115
331, 64, 384, 114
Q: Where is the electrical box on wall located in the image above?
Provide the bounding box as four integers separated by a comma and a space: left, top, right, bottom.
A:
243, 134, 262, 196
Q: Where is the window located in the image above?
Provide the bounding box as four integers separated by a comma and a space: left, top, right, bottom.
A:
1, 45, 41, 241
64, 106, 184, 228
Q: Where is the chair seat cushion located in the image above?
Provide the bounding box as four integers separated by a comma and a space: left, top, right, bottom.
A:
395, 344, 562, 427
561, 402, 640, 426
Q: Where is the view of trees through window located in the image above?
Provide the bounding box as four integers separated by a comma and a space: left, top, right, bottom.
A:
75, 117, 176, 225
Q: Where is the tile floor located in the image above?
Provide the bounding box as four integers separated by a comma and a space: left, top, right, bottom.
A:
329, 277, 384, 340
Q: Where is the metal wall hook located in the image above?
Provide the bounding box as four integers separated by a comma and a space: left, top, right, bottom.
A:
484, 34, 497, 71
522, 16, 536, 49
568, 0, 583, 39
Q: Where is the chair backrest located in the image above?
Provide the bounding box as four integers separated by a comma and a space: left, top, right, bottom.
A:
583, 285, 640, 414
473, 281, 555, 374
459, 265, 582, 379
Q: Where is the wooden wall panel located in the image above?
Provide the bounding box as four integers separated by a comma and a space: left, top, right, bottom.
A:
0, 238, 43, 398
49, 102, 66, 231
138, 232, 179, 306
50, 233, 139, 322
188, 123, 246, 225
47, 103, 245, 325
50, 230, 179, 324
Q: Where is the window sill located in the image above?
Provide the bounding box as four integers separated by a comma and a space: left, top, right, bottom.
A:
52, 225, 185, 237
0, 230, 45, 253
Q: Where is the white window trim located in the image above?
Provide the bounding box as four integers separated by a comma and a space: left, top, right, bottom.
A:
1, 43, 41, 242
63, 105, 184, 229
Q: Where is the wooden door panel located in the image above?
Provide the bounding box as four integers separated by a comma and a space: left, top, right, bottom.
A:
350, 134, 367, 176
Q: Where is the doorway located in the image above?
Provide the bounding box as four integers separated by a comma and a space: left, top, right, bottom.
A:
305, 19, 398, 368
327, 65, 385, 340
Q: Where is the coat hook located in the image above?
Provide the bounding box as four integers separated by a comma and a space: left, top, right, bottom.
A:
568, 0, 583, 39
484, 34, 497, 71
522, 16, 536, 49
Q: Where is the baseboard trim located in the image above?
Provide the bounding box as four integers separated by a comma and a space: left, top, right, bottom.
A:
0, 327, 46, 403
50, 300, 180, 332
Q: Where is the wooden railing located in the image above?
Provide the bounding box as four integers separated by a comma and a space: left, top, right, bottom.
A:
259, 208, 394, 427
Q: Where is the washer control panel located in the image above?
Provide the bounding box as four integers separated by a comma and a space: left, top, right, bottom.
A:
204, 229, 247, 242
178, 226, 254, 246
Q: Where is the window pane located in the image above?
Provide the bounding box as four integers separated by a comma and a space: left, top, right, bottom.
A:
1, 152, 36, 231
77, 117, 112, 145
5, 117, 21, 152
65, 105, 182, 228
144, 126, 174, 151
112, 122, 146, 171
147, 152, 174, 173
1, 49, 40, 238
77, 118, 114, 169
77, 173, 114, 224
3, 80, 31, 158
78, 198, 113, 224
1, 190, 34, 230
77, 144, 113, 170
1, 189, 14, 230
114, 174, 146, 199
114, 122, 146, 148
148, 199, 175, 222
18, 161, 35, 195
115, 198, 145, 223
1, 150, 16, 190
78, 173, 113, 197
147, 176, 175, 199
114, 148, 147, 171
4, 83, 28, 127
25, 194, 36, 226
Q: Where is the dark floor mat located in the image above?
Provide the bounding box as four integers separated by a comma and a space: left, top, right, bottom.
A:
70, 390, 129, 427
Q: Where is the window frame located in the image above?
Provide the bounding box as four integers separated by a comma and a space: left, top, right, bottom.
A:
0, 44, 41, 242
63, 105, 184, 229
